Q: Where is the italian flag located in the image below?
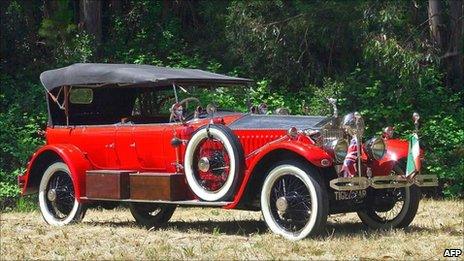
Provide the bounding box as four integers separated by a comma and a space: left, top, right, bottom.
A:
406, 133, 421, 177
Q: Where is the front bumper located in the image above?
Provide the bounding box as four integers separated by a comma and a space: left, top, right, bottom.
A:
330, 175, 438, 191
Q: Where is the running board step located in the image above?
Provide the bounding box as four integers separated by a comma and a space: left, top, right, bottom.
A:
80, 197, 232, 207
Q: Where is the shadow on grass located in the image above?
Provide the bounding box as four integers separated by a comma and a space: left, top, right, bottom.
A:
84, 217, 450, 238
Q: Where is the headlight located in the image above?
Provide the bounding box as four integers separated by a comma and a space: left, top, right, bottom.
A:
324, 139, 348, 163
341, 112, 364, 137
365, 137, 386, 160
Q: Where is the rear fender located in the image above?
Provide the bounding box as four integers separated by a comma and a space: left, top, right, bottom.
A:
226, 136, 333, 209
21, 144, 91, 200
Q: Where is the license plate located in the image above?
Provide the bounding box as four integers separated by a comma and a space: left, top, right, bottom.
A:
334, 190, 367, 201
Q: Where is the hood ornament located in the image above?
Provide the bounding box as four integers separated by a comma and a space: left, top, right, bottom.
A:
327, 98, 338, 118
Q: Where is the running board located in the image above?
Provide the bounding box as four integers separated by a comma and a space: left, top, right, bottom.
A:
330, 175, 438, 191
80, 197, 232, 207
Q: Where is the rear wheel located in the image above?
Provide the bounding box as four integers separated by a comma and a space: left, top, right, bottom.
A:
38, 162, 85, 225
357, 164, 421, 229
260, 162, 329, 240
129, 202, 176, 228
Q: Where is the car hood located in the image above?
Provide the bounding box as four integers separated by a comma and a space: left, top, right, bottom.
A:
228, 114, 330, 130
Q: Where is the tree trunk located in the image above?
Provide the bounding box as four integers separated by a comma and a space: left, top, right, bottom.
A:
428, 0, 445, 50
109, 0, 122, 15
79, 0, 102, 44
43, 0, 59, 19
447, 0, 463, 91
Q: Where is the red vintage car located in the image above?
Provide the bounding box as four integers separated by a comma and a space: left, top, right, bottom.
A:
18, 63, 437, 240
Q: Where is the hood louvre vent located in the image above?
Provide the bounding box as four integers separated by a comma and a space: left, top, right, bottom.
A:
229, 114, 330, 130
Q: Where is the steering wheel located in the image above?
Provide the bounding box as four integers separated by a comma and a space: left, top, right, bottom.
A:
169, 97, 202, 122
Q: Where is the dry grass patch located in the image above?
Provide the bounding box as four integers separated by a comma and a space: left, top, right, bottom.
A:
1, 199, 463, 260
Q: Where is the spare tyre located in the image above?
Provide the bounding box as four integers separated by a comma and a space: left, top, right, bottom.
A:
184, 124, 244, 201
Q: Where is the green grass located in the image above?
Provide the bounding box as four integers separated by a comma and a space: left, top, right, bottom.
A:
1, 199, 462, 260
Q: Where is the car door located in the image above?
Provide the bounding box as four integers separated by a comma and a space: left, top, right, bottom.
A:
74, 125, 119, 169
115, 124, 139, 170
132, 124, 168, 171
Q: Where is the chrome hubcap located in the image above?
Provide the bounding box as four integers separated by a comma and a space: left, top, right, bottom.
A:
198, 157, 210, 172
276, 196, 288, 213
47, 188, 57, 202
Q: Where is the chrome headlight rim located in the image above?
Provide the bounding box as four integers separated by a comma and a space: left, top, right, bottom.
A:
324, 138, 348, 163
365, 136, 386, 160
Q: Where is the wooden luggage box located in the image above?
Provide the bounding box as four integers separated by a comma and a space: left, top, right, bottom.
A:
86, 170, 132, 199
129, 173, 187, 201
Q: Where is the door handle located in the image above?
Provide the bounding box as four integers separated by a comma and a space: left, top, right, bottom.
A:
106, 143, 115, 149
129, 142, 136, 148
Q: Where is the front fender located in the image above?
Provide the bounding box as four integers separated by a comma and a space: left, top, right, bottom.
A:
246, 137, 333, 169
226, 136, 332, 209
22, 144, 91, 200
369, 139, 413, 176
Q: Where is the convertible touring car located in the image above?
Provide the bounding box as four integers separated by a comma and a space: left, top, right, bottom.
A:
18, 63, 437, 240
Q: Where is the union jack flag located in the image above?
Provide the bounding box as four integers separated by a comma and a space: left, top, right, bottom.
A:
341, 138, 358, 177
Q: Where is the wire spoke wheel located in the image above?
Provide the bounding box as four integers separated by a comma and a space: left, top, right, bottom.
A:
39, 162, 85, 225
261, 162, 328, 240
193, 137, 231, 192
373, 187, 406, 222
270, 175, 312, 233
357, 162, 421, 229
45, 171, 75, 220
184, 124, 244, 202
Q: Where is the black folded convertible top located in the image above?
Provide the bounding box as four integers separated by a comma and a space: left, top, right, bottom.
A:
40, 63, 253, 91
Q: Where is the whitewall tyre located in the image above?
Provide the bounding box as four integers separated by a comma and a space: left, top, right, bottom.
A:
184, 124, 244, 201
38, 162, 85, 225
260, 162, 328, 240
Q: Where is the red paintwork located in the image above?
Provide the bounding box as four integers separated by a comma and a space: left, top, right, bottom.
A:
22, 111, 411, 209
21, 144, 91, 198
368, 139, 415, 176
195, 138, 231, 191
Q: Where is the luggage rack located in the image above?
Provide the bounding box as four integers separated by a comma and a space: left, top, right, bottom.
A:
330, 175, 438, 191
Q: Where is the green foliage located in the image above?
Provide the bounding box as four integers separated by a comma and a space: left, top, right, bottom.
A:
0, 0, 462, 200
422, 114, 464, 198
0, 74, 46, 199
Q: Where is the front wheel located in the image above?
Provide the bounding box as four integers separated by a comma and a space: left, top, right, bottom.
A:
357, 162, 421, 229
129, 203, 176, 228
260, 162, 329, 240
357, 185, 420, 229
38, 162, 86, 225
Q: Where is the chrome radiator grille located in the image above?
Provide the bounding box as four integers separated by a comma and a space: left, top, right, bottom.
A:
321, 128, 345, 145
